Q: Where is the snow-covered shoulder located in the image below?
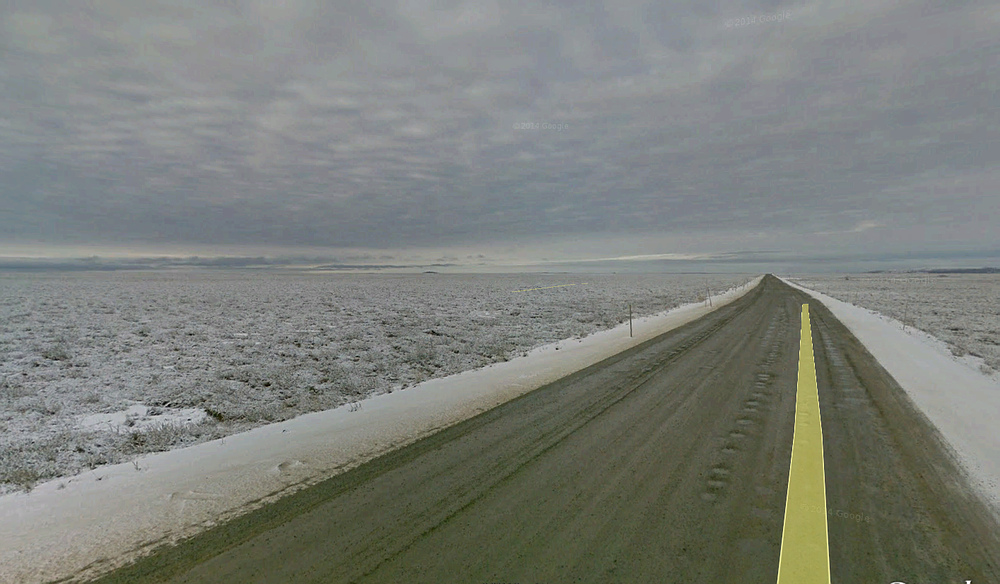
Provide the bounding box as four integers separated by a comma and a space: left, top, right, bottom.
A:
0, 278, 762, 584
783, 277, 1000, 519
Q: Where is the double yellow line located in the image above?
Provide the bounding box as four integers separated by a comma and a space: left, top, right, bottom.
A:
776, 304, 831, 584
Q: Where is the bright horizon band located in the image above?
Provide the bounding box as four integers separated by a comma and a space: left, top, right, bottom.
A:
776, 303, 832, 584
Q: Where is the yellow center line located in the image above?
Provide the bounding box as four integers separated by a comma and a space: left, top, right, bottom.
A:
511, 283, 588, 293
776, 303, 831, 584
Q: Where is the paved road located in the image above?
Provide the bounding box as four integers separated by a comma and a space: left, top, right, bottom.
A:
89, 275, 1000, 583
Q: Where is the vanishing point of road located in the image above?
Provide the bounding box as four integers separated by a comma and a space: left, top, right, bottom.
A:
90, 275, 1000, 583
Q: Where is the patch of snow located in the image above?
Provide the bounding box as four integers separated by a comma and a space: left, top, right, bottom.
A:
77, 405, 207, 432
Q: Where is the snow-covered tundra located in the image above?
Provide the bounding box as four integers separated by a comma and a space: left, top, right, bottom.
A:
0, 270, 752, 493
789, 273, 1000, 375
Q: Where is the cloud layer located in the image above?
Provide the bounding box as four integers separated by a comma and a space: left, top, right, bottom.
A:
2, 0, 998, 265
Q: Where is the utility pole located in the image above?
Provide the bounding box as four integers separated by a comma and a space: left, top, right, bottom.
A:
629, 304, 633, 337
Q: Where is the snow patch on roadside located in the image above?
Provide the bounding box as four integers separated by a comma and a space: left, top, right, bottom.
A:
0, 277, 762, 584
783, 278, 1000, 518
77, 405, 208, 432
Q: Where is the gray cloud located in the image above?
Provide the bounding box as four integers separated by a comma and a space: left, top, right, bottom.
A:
1, 0, 998, 267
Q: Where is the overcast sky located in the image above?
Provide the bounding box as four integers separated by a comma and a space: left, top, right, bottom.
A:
2, 0, 998, 271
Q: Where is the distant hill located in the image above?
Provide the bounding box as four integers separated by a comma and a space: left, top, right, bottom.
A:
312, 263, 409, 270
919, 267, 1000, 274
863, 267, 999, 274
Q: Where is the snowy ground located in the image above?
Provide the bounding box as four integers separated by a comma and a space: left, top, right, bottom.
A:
4, 274, 996, 583
0, 271, 752, 494
0, 276, 761, 584
785, 278, 1000, 521
788, 273, 1000, 375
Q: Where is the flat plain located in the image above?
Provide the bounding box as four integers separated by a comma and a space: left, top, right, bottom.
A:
0, 270, 750, 493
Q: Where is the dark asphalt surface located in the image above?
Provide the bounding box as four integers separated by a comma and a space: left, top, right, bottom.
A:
86, 275, 1000, 583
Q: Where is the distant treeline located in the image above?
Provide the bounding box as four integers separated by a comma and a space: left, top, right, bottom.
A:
310, 263, 455, 271
920, 267, 1000, 274
865, 267, 999, 274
